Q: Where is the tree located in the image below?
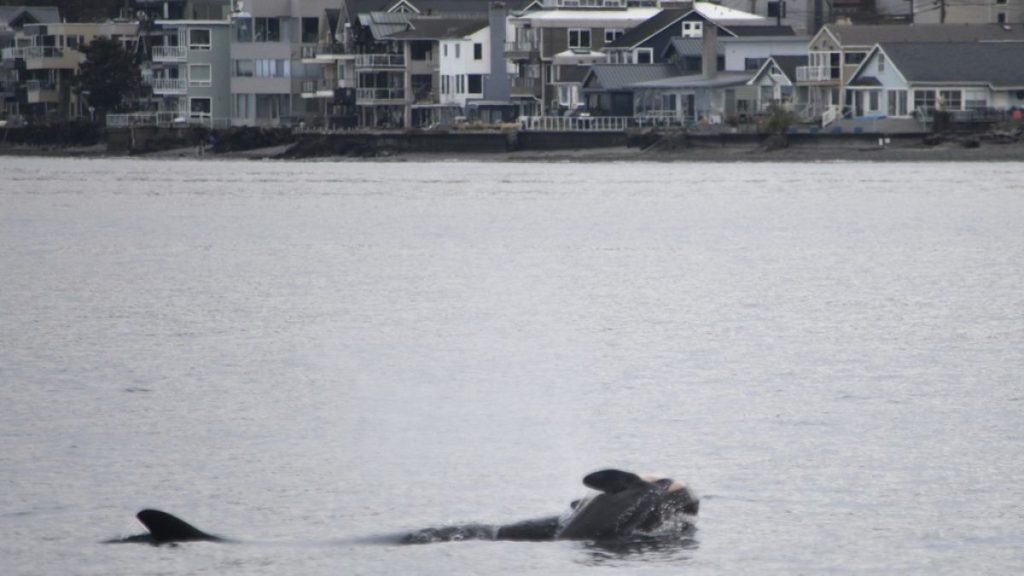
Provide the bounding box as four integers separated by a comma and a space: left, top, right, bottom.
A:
73, 36, 141, 120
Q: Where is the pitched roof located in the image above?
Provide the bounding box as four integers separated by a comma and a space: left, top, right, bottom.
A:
823, 23, 1024, 47
385, 17, 487, 39
723, 24, 795, 37
767, 55, 805, 79
630, 71, 754, 89
582, 63, 678, 91
0, 6, 60, 29
384, 0, 536, 15
876, 42, 1024, 87
606, 8, 688, 49
664, 37, 722, 58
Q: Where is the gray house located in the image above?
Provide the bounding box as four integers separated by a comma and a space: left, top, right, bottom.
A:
150, 19, 232, 126
581, 64, 676, 115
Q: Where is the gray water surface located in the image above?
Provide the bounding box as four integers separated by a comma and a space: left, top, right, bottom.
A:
1, 158, 1022, 574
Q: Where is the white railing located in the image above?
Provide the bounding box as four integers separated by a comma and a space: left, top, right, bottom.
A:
152, 45, 187, 62
3, 46, 65, 60
519, 115, 677, 132
505, 40, 539, 54
355, 54, 404, 68
356, 87, 405, 102
796, 66, 833, 82
150, 78, 187, 93
105, 111, 230, 129
821, 105, 842, 127
302, 79, 333, 95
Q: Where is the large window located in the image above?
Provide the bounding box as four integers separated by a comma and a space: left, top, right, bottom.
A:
189, 64, 211, 87
473, 43, 482, 60
605, 29, 624, 43
189, 97, 211, 117
255, 59, 290, 78
888, 89, 907, 116
255, 17, 281, 42
301, 17, 318, 43
189, 29, 211, 50
468, 74, 482, 94
234, 59, 254, 77
964, 89, 987, 111
913, 89, 936, 112
767, 1, 786, 18
939, 89, 962, 111
568, 28, 591, 49
235, 17, 252, 42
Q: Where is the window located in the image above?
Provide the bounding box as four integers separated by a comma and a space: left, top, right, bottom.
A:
888, 89, 907, 116
443, 43, 448, 57
235, 17, 252, 42
302, 17, 319, 43
681, 21, 702, 38
473, 43, 482, 60
455, 43, 461, 58
255, 17, 280, 42
234, 59, 254, 77
189, 97, 211, 117
635, 48, 653, 64
468, 74, 482, 94
877, 53, 885, 72
255, 59, 290, 78
914, 89, 936, 112
568, 28, 591, 49
189, 29, 211, 50
997, 12, 1007, 23
767, 1, 786, 18
964, 89, 987, 111
189, 64, 211, 87
605, 29, 624, 43
844, 52, 865, 65
234, 94, 250, 118
868, 91, 879, 112
939, 89, 962, 111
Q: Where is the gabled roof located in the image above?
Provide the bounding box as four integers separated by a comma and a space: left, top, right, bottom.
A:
0, 6, 60, 29
383, 0, 536, 15
359, 11, 412, 39
606, 8, 688, 50
820, 23, 1024, 48
606, 4, 765, 50
582, 63, 678, 91
862, 42, 1024, 87
724, 24, 795, 37
662, 37, 722, 59
385, 17, 486, 40
747, 55, 805, 85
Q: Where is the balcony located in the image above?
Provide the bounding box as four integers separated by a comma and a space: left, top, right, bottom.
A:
505, 40, 539, 60
510, 77, 541, 98
796, 65, 836, 83
355, 54, 404, 69
301, 79, 335, 99
149, 77, 187, 95
152, 45, 188, 62
301, 43, 352, 63
356, 87, 405, 104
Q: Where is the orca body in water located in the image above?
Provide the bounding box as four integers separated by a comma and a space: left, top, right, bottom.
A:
108, 469, 698, 546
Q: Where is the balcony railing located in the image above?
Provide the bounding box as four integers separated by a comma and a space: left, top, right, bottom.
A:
796, 65, 835, 82
301, 79, 334, 97
519, 115, 676, 132
505, 40, 539, 58
150, 77, 187, 94
106, 111, 230, 129
152, 45, 188, 62
24, 79, 57, 91
356, 87, 405, 103
510, 77, 540, 96
3, 46, 65, 60
355, 54, 404, 68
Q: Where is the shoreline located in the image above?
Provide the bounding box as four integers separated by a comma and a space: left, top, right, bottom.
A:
3, 138, 1024, 163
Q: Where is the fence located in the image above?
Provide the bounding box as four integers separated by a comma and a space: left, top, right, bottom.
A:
518, 115, 677, 132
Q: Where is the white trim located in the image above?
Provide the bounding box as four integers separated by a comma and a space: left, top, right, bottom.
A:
188, 63, 212, 87
188, 28, 211, 50
634, 47, 654, 64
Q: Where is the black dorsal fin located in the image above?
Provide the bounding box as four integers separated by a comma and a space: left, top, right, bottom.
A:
582, 469, 646, 494
136, 509, 220, 543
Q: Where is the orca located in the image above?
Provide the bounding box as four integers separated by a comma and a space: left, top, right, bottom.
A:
403, 469, 699, 544
106, 509, 224, 545
108, 469, 698, 546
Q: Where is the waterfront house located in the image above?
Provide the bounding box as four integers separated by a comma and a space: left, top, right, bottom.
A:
1, 19, 139, 122
148, 18, 231, 127
1, 5, 61, 121
580, 63, 677, 115
844, 41, 1024, 131
796, 23, 1024, 124
746, 54, 803, 113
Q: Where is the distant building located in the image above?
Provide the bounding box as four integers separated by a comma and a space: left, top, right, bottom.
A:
1, 5, 62, 120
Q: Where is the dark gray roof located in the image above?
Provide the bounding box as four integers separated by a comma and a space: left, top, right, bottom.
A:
630, 71, 754, 89
606, 9, 688, 49
555, 65, 590, 84
723, 24, 795, 37
582, 63, 678, 91
0, 6, 60, 28
768, 55, 804, 80
824, 23, 1024, 47
385, 0, 535, 15
664, 37, 721, 58
876, 42, 1024, 87
385, 17, 486, 39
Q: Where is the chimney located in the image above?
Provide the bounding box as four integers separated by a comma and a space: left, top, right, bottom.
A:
485, 1, 510, 101
701, 23, 717, 80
